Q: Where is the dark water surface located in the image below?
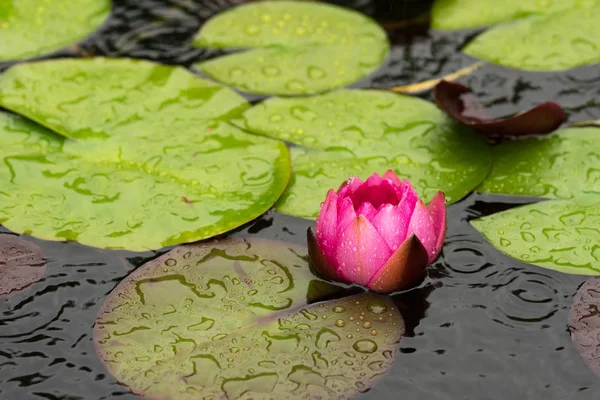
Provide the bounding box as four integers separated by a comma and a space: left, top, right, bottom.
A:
2, 1, 600, 399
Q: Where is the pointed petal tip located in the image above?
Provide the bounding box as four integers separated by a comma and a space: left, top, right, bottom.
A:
366, 234, 429, 294
307, 228, 347, 284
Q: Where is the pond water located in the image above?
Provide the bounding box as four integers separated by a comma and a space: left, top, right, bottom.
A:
1, 0, 600, 399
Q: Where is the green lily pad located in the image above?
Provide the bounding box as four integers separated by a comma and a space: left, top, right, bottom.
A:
236, 89, 491, 218
479, 127, 600, 199
472, 199, 600, 275
432, 0, 600, 70
0, 58, 290, 251
431, 0, 592, 30
0, 0, 111, 61
0, 234, 46, 296
94, 238, 404, 399
192, 1, 389, 95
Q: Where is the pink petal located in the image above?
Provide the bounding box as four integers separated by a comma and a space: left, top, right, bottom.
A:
315, 189, 339, 266
335, 215, 392, 285
350, 177, 399, 209
307, 228, 347, 284
336, 197, 357, 237
382, 170, 402, 186
356, 202, 377, 222
366, 234, 429, 294
337, 176, 363, 199
406, 199, 437, 263
427, 191, 447, 262
371, 204, 409, 251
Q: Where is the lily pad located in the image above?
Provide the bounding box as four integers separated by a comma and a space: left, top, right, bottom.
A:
0, 58, 290, 251
568, 276, 600, 377
471, 199, 600, 275
237, 89, 491, 218
192, 1, 389, 95
432, 0, 591, 30
0, 0, 111, 61
432, 0, 600, 71
0, 234, 46, 296
479, 127, 600, 199
94, 238, 404, 400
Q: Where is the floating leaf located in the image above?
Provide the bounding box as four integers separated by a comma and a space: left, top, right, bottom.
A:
432, 0, 600, 70
472, 199, 600, 275
431, 0, 589, 30
0, 234, 46, 296
237, 89, 491, 218
479, 127, 600, 199
94, 238, 403, 399
568, 276, 600, 377
0, 58, 290, 251
192, 1, 389, 95
0, 0, 110, 61
434, 80, 566, 137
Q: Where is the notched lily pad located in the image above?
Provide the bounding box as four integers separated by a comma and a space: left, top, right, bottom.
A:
237, 89, 491, 218
472, 199, 600, 275
0, 59, 290, 251
193, 1, 389, 95
0, 234, 46, 296
0, 0, 111, 61
434, 80, 566, 137
479, 127, 600, 199
433, 0, 600, 71
94, 238, 404, 400
569, 276, 600, 377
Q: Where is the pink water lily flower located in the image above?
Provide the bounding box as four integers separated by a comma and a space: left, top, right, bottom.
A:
307, 170, 446, 294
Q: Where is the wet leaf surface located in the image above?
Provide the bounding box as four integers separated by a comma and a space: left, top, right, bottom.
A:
433, 0, 600, 71
479, 127, 600, 199
434, 80, 567, 137
0, 58, 290, 250
237, 89, 491, 218
0, 0, 111, 61
432, 0, 589, 30
94, 238, 403, 400
472, 199, 600, 275
0, 234, 46, 296
568, 276, 600, 378
193, 1, 389, 95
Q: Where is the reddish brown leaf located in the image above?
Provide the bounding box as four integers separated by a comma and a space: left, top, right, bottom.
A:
434, 80, 567, 137
367, 234, 429, 294
0, 235, 46, 296
307, 228, 348, 284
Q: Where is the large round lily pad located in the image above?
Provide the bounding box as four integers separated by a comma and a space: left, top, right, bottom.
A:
0, 58, 290, 251
569, 276, 600, 377
432, 0, 600, 70
94, 238, 403, 399
472, 199, 600, 275
0, 234, 46, 296
432, 0, 591, 30
192, 1, 389, 95
479, 127, 600, 199
236, 89, 491, 218
0, 0, 111, 61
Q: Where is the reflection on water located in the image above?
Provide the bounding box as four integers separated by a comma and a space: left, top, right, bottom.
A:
1, 0, 600, 399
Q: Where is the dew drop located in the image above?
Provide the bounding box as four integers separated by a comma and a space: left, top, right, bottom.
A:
353, 339, 378, 354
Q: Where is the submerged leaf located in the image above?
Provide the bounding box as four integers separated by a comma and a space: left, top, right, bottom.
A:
0, 59, 290, 251
0, 235, 46, 296
479, 127, 600, 199
434, 80, 566, 137
569, 276, 600, 377
237, 89, 491, 218
472, 199, 600, 275
0, 0, 110, 61
433, 0, 600, 71
94, 238, 404, 399
193, 1, 389, 95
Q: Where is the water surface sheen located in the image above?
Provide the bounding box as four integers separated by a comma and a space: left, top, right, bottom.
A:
1, 0, 600, 399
